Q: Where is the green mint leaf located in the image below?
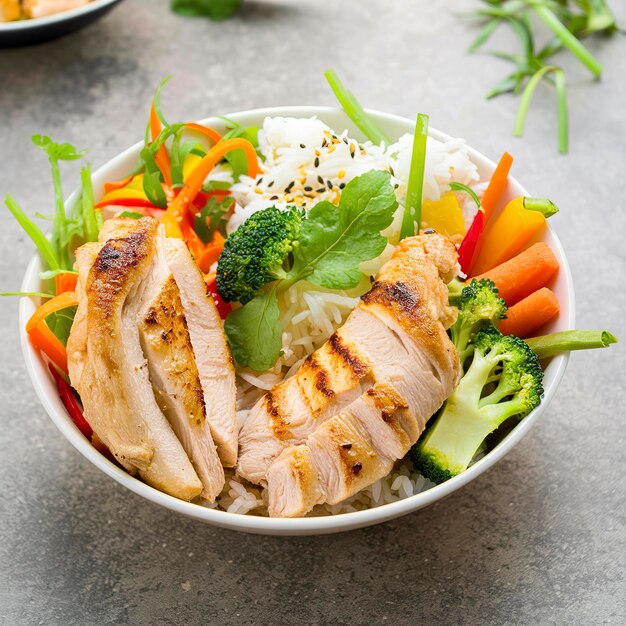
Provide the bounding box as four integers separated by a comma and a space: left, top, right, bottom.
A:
288, 169, 397, 289
224, 289, 282, 371
171, 0, 241, 21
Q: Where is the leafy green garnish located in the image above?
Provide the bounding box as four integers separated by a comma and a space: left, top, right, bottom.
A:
466, 0, 618, 153
449, 182, 481, 209
224, 289, 282, 371
287, 170, 398, 289
194, 196, 234, 244
324, 69, 391, 146
39, 269, 78, 280
118, 211, 145, 219
141, 147, 168, 208
224, 169, 398, 370
171, 0, 241, 21
0, 291, 55, 298
222, 125, 260, 180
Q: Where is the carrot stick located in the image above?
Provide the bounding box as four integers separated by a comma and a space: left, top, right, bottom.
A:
472, 242, 559, 306
29, 323, 68, 374
500, 288, 560, 338
197, 241, 224, 273
103, 175, 133, 194
150, 101, 173, 188
185, 123, 223, 145
162, 137, 260, 238
55, 272, 78, 294
481, 151, 513, 222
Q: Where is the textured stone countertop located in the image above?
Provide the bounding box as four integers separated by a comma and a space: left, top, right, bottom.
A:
0, 1, 624, 623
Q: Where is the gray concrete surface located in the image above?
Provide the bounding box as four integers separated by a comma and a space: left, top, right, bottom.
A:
1, 0, 624, 624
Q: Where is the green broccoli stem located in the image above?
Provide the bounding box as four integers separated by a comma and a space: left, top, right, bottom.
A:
525, 330, 617, 359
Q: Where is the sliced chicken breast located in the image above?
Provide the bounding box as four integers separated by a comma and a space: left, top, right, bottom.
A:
138, 231, 224, 501
238, 233, 460, 485
67, 218, 202, 500
267, 383, 420, 517
163, 238, 238, 467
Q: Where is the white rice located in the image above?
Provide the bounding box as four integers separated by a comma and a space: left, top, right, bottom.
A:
211, 116, 485, 516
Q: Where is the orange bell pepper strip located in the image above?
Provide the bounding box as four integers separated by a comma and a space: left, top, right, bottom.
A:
26, 291, 79, 374
197, 233, 225, 273
472, 197, 559, 275
55, 272, 78, 294
186, 122, 223, 145
150, 101, 173, 188
161, 137, 260, 238
103, 175, 133, 195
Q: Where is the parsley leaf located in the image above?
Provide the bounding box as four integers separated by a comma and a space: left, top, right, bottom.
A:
224, 169, 398, 370
287, 169, 397, 289
224, 289, 282, 371
171, 0, 241, 21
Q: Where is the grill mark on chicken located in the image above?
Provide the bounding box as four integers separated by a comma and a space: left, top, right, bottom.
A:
90, 228, 152, 319
327, 332, 369, 380
301, 353, 335, 398
361, 280, 418, 315
266, 391, 291, 441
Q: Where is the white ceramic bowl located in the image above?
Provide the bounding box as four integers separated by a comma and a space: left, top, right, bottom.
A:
19, 107, 575, 535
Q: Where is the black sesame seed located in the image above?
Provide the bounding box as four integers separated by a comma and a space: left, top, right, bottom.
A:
317, 175, 324, 184
327, 180, 333, 190
424, 228, 436, 234
300, 143, 306, 149
314, 157, 320, 168
268, 180, 274, 188
341, 443, 352, 450
394, 183, 399, 189
285, 181, 295, 193
270, 195, 279, 201
257, 177, 263, 185
389, 167, 395, 176
322, 139, 327, 147
339, 182, 346, 190
316, 187, 325, 193
304, 186, 312, 192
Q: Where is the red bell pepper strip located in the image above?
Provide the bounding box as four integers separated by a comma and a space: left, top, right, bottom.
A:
458, 209, 484, 276
206, 276, 232, 319
48, 363, 93, 440
95, 197, 161, 210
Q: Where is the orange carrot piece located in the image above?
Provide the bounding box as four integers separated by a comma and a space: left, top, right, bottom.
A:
150, 101, 172, 188
55, 272, 78, 294
185, 122, 223, 145
500, 288, 560, 338
103, 175, 133, 194
29, 323, 68, 374
481, 152, 513, 222
472, 242, 559, 306
26, 291, 79, 332
197, 242, 224, 273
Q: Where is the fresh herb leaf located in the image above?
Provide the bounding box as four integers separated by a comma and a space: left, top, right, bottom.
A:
224, 289, 282, 371
171, 0, 242, 21
449, 182, 481, 208
46, 307, 77, 347
118, 211, 145, 219
194, 196, 233, 243
288, 169, 398, 289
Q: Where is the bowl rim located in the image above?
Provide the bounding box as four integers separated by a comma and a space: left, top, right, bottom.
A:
19, 105, 575, 535
0, 0, 120, 31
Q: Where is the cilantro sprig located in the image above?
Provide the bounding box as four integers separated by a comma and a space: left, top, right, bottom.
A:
225, 169, 398, 371
466, 0, 619, 153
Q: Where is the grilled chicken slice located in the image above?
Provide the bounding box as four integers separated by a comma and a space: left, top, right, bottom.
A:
137, 231, 224, 501
238, 233, 460, 485
267, 383, 421, 517
67, 218, 202, 500
22, 0, 90, 19
163, 238, 238, 467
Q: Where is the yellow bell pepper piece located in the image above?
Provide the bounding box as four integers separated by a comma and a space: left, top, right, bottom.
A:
472, 196, 558, 275
421, 192, 466, 239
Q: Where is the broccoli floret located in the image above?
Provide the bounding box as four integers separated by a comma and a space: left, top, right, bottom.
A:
450, 278, 507, 365
216, 206, 303, 304
411, 326, 543, 484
